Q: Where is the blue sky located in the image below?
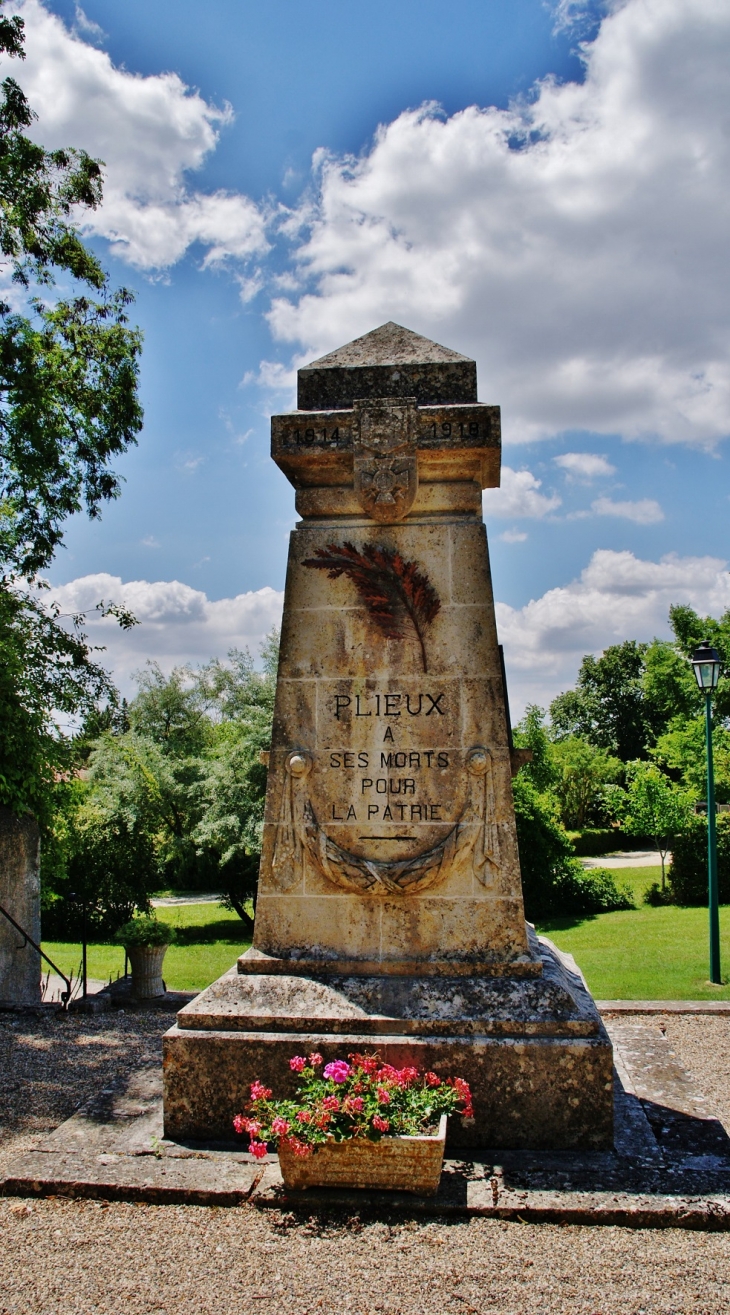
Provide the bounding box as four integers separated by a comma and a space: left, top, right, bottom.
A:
6, 0, 729, 711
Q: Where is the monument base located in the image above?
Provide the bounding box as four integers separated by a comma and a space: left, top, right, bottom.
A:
163, 934, 613, 1150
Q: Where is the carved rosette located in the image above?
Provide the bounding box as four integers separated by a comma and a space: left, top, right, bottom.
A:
353, 397, 418, 522
272, 746, 500, 897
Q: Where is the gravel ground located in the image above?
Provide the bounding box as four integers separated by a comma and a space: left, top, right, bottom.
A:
653, 1015, 730, 1131
2, 1198, 729, 1315
1, 1009, 729, 1314
0, 1009, 167, 1169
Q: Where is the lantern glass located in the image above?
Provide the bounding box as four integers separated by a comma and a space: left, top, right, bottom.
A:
691, 643, 721, 692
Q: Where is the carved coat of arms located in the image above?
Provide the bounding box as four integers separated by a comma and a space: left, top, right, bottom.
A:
353, 398, 418, 522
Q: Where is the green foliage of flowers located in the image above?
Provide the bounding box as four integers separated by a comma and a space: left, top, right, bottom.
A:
113, 916, 175, 948
234, 1053, 473, 1159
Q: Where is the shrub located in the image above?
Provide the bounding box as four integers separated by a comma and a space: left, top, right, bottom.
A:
644, 881, 673, 907
569, 828, 642, 857
552, 866, 635, 915
513, 774, 634, 918
668, 814, 730, 905
113, 917, 175, 947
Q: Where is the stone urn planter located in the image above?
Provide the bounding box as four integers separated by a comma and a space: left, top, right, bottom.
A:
114, 918, 175, 1000
278, 1114, 447, 1195
126, 943, 169, 998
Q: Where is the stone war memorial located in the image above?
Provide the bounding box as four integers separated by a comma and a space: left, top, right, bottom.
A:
164, 323, 614, 1150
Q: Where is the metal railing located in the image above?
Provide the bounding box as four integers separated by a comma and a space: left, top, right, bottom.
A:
0, 902, 72, 1008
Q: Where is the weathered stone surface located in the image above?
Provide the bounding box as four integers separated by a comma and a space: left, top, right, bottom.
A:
0, 807, 41, 1007
163, 1028, 614, 1151
256, 513, 529, 975
166, 937, 612, 1149
183, 934, 600, 1037
278, 1114, 447, 1195
5, 1023, 730, 1225
297, 322, 478, 411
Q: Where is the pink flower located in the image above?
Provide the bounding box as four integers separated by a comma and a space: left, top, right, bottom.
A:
372, 1115, 390, 1133
345, 1096, 364, 1113
234, 1116, 261, 1135
271, 1117, 290, 1137
425, 1072, 441, 1088
296, 1110, 312, 1123
451, 1077, 474, 1118
250, 1081, 272, 1101
349, 1053, 378, 1075
323, 1060, 351, 1084
322, 1095, 340, 1112
376, 1088, 391, 1105
289, 1055, 306, 1072
398, 1066, 419, 1087
249, 1140, 268, 1160
308, 1052, 323, 1067
376, 1064, 400, 1084
283, 1136, 312, 1159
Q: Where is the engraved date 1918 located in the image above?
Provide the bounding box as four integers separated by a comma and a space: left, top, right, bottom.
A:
427, 420, 480, 439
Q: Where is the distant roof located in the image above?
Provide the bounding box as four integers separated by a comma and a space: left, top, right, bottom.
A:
307, 322, 474, 370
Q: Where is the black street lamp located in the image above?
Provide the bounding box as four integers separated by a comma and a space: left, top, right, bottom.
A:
691, 642, 722, 985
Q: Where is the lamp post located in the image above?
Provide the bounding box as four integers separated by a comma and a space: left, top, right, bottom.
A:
691, 642, 722, 985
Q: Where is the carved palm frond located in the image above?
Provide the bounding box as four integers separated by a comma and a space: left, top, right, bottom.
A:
303, 541, 440, 672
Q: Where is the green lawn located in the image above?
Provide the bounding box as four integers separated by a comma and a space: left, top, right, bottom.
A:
43, 875, 730, 1000
604, 863, 663, 904
43, 901, 251, 993
539, 866, 730, 1000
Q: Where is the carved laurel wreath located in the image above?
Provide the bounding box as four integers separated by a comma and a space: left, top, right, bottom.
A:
303, 542, 440, 673
272, 748, 500, 897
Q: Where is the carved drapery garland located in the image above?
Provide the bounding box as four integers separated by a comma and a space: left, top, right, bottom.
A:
272, 747, 500, 896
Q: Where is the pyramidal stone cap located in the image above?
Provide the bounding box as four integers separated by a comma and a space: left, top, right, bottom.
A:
297, 321, 478, 411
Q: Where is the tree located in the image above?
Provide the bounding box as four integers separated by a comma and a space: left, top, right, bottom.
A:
0, 3, 142, 823
46, 640, 279, 935
652, 716, 730, 803
667, 604, 730, 723
511, 708, 633, 918
191, 640, 277, 927
550, 736, 622, 831
512, 705, 557, 793
606, 762, 693, 891
550, 641, 653, 761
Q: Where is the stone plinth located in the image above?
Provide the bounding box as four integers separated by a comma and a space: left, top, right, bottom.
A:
0, 807, 41, 1007
162, 322, 613, 1149
163, 936, 613, 1149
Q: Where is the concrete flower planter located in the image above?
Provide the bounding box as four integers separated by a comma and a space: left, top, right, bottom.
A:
126, 944, 169, 999
277, 1114, 447, 1195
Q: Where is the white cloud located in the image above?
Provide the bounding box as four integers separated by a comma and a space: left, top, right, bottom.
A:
48, 553, 730, 723
591, 496, 664, 524
482, 467, 561, 519
269, 0, 730, 448
7, 0, 267, 271
72, 4, 104, 43
500, 529, 528, 543
554, 452, 616, 480
48, 574, 284, 694
497, 549, 730, 714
